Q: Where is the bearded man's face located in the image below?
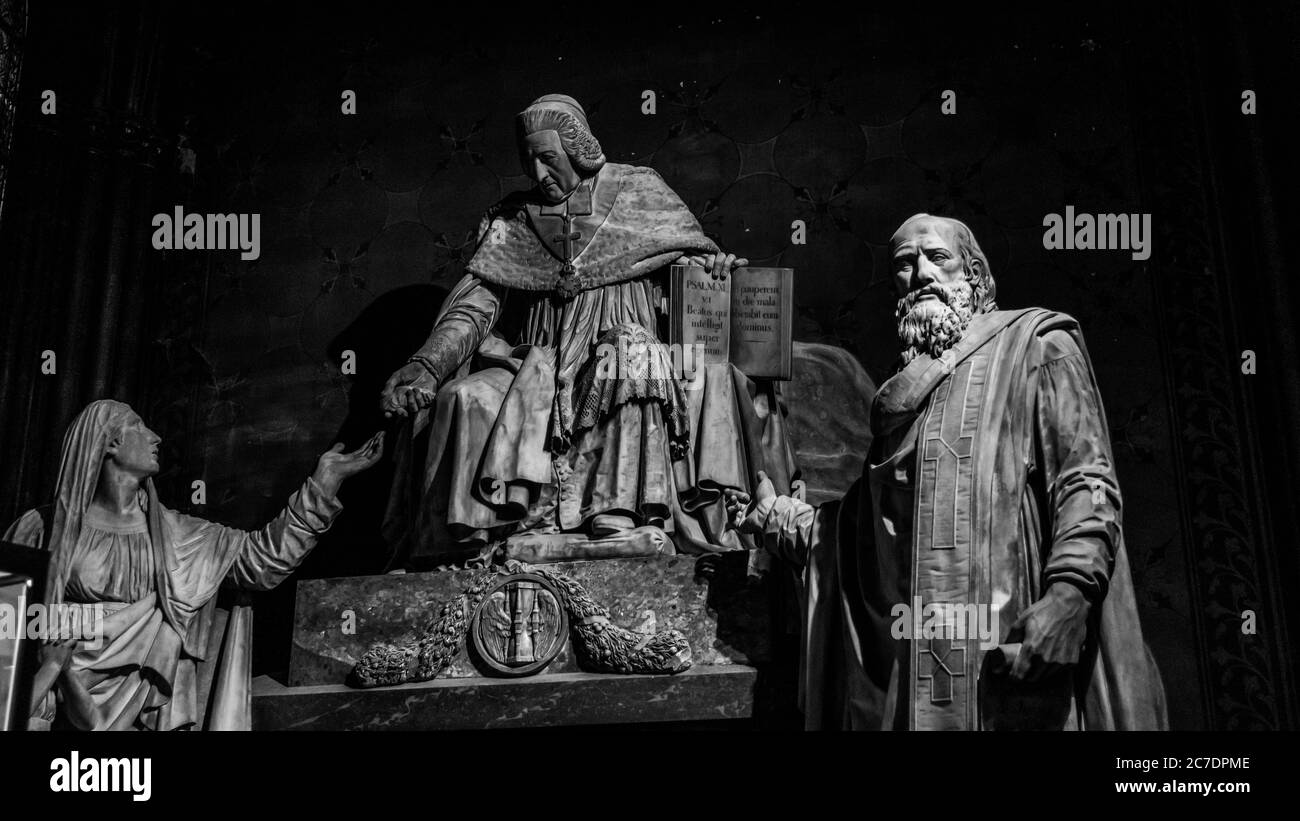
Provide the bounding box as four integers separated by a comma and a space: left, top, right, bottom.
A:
891, 217, 976, 366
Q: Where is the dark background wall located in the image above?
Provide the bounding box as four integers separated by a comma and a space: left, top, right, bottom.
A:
1, 2, 1296, 730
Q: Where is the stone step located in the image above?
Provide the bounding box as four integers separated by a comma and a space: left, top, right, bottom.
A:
252, 665, 762, 730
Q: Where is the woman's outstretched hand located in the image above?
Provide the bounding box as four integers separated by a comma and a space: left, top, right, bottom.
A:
312, 431, 385, 497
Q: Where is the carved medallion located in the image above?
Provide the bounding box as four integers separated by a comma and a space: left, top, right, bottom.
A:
470, 572, 568, 677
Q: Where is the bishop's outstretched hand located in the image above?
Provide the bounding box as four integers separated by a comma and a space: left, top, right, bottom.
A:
381, 362, 438, 419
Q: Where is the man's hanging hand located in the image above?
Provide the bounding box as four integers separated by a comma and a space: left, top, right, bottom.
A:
1007, 582, 1091, 682
675, 252, 749, 281
30, 637, 81, 721
723, 470, 777, 534
311, 432, 385, 497
37, 637, 77, 675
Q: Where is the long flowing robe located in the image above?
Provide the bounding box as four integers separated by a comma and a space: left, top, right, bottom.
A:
746, 308, 1168, 730
384, 162, 798, 566
3, 400, 342, 731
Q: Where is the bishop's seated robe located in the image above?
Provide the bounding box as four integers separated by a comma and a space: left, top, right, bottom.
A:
384, 162, 798, 567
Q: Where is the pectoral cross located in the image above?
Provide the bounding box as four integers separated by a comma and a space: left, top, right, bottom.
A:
553, 213, 581, 274
552, 216, 581, 300
543, 185, 592, 300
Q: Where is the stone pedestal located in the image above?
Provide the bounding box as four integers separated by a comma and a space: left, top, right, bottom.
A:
255, 551, 796, 729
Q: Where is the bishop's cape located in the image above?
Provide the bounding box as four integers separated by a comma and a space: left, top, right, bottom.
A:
751, 307, 1168, 730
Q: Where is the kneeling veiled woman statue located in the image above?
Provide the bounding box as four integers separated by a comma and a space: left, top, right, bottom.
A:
3, 399, 382, 730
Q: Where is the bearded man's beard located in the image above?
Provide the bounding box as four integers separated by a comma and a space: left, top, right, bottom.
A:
896, 279, 977, 366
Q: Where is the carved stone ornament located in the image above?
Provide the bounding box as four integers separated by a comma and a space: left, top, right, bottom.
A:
349, 562, 693, 687
470, 572, 568, 676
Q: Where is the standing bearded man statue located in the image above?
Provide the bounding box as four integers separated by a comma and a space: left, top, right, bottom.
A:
725, 214, 1168, 730
381, 94, 796, 567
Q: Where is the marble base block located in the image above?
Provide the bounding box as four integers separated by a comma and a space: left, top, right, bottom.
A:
288, 551, 773, 686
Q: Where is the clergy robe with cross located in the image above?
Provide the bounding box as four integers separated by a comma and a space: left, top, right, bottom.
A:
748, 307, 1167, 730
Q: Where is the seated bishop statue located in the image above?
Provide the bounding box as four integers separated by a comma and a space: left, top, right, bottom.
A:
380, 94, 798, 568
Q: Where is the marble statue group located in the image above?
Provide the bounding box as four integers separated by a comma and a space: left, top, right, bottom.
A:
4, 93, 1167, 731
